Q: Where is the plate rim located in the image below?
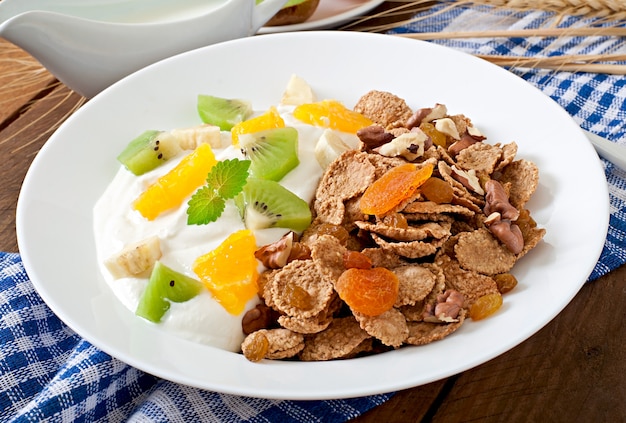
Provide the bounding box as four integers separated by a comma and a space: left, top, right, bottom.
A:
16, 31, 609, 399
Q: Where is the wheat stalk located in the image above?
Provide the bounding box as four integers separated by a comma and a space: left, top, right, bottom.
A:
477, 53, 626, 73
455, 0, 626, 18
350, 1, 626, 74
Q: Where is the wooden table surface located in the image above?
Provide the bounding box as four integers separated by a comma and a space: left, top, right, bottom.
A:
2, 4, 625, 421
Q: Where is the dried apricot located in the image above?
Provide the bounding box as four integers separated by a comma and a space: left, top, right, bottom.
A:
335, 267, 399, 316
293, 100, 373, 133
420, 177, 454, 204
360, 163, 433, 216
469, 293, 503, 320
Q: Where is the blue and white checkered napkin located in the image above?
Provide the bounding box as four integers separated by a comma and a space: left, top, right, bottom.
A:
3, 4, 626, 422
0, 252, 392, 422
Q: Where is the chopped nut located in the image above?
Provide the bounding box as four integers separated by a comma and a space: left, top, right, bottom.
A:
406, 104, 448, 129
376, 131, 426, 161
467, 125, 486, 140
448, 133, 479, 156
484, 179, 520, 221
255, 232, 295, 269
424, 289, 464, 322
451, 165, 485, 195
434, 117, 461, 140
242, 303, 278, 335
486, 216, 524, 255
357, 125, 394, 150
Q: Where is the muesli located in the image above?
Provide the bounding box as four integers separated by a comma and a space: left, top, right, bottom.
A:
241, 89, 545, 362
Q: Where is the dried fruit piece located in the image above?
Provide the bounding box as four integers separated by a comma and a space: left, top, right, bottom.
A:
306, 222, 350, 245
469, 293, 503, 320
420, 177, 454, 204
133, 143, 217, 220
231, 106, 285, 145
494, 273, 518, 294
192, 229, 259, 315
285, 283, 314, 311
293, 100, 373, 133
242, 331, 270, 362
335, 267, 399, 316
382, 213, 408, 229
420, 122, 447, 148
343, 251, 373, 270
360, 163, 434, 216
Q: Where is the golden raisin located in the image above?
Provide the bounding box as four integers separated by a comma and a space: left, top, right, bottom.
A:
335, 267, 399, 316
382, 213, 408, 229
420, 122, 447, 148
360, 163, 434, 216
516, 208, 537, 241
343, 251, 373, 270
313, 223, 350, 245
494, 273, 518, 294
469, 293, 503, 320
420, 177, 454, 204
285, 283, 314, 311
243, 332, 269, 362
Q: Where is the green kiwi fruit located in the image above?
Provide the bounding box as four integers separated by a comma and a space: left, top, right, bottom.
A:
117, 130, 182, 176
238, 177, 311, 232
197, 95, 252, 131
238, 127, 299, 181
135, 261, 203, 323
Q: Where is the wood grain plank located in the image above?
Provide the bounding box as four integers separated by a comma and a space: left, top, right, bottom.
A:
0, 40, 58, 125
0, 86, 85, 252
428, 269, 626, 422
353, 265, 626, 422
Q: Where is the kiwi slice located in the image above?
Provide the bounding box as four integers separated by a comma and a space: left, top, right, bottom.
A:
197, 94, 252, 131
239, 127, 299, 181
239, 177, 311, 232
135, 261, 203, 323
117, 130, 182, 176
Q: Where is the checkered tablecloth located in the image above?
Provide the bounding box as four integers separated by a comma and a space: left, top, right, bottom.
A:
2, 3, 626, 422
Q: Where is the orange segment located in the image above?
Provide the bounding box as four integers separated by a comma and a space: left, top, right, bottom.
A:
360, 162, 433, 216
133, 143, 217, 220
293, 100, 373, 133
192, 229, 259, 315
231, 106, 285, 145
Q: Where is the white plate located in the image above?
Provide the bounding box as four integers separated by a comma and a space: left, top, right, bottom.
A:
16, 31, 608, 400
258, 0, 385, 33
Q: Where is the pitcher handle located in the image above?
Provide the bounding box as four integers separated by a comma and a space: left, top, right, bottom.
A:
251, 0, 289, 32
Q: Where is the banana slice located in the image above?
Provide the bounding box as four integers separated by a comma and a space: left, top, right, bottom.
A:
170, 124, 223, 150
314, 129, 352, 169
104, 236, 162, 279
281, 74, 316, 106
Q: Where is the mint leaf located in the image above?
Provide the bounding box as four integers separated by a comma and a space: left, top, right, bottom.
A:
207, 159, 251, 200
186, 158, 250, 225
187, 186, 225, 225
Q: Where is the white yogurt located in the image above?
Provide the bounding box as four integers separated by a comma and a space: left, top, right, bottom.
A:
93, 107, 359, 352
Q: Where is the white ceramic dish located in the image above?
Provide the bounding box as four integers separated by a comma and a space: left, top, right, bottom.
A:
16, 31, 608, 400
258, 0, 385, 33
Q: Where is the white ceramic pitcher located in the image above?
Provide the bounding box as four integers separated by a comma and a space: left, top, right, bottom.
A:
0, 0, 288, 98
